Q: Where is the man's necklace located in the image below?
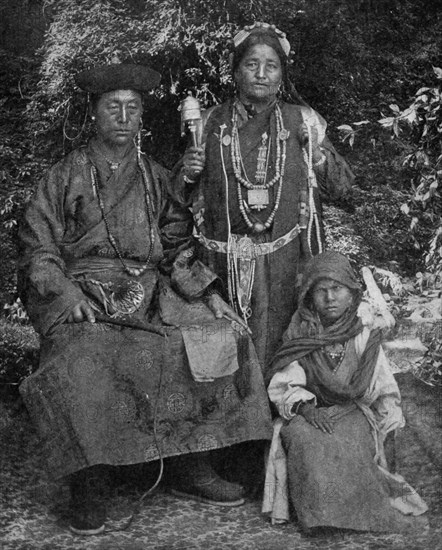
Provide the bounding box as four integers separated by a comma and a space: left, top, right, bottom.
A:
95, 149, 123, 172
90, 156, 155, 277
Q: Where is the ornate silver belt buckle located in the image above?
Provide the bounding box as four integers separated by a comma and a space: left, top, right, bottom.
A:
236, 235, 255, 260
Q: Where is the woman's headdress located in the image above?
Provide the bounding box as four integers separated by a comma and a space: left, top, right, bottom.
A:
232, 22, 291, 57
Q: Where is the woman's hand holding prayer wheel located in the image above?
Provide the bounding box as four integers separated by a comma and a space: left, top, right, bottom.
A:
182, 146, 205, 182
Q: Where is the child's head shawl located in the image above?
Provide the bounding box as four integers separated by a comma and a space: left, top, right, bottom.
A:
266, 252, 380, 404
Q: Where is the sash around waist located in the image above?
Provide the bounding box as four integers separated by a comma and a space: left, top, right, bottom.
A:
66, 256, 157, 277
196, 224, 301, 259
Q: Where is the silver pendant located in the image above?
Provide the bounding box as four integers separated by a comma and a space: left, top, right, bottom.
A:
247, 188, 269, 210
253, 222, 266, 233
222, 134, 231, 146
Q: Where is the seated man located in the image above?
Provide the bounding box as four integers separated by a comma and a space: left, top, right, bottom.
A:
18, 62, 272, 536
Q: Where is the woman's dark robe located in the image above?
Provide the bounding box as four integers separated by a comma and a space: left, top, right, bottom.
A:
174, 100, 354, 371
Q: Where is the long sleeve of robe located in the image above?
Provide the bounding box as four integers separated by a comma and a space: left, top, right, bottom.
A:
18, 146, 217, 337
18, 143, 273, 480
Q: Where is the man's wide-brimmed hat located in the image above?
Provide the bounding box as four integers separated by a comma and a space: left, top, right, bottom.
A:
75, 63, 161, 94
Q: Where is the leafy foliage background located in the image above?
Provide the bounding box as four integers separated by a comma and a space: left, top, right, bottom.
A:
1, 0, 441, 311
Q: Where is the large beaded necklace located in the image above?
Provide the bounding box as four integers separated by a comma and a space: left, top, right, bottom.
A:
230, 102, 288, 233
90, 155, 155, 277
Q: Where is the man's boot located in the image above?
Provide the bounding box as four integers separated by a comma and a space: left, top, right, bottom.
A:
69, 465, 107, 535
168, 452, 245, 506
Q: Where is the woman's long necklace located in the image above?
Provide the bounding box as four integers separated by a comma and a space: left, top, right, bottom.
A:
90, 156, 155, 277
230, 103, 288, 233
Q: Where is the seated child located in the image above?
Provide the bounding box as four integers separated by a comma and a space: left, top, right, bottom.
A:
262, 251, 428, 533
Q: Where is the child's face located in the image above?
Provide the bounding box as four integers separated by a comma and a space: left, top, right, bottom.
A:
311, 278, 354, 325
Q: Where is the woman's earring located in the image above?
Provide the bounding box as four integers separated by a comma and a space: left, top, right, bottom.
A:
91, 115, 96, 121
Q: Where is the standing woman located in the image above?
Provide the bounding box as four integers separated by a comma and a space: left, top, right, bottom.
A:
174, 22, 354, 372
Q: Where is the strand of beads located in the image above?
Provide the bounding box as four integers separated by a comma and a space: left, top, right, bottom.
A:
95, 148, 122, 172
134, 156, 156, 275
90, 155, 155, 277
232, 103, 287, 233
230, 108, 282, 190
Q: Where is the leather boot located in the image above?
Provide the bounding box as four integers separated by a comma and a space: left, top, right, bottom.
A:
69, 466, 106, 535
169, 452, 245, 506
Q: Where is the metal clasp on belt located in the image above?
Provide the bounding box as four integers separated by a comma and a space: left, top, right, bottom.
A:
233, 236, 265, 260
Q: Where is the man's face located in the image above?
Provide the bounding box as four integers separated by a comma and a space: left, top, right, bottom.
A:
92, 89, 143, 149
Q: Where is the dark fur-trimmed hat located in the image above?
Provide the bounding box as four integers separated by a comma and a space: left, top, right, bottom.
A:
75, 63, 161, 94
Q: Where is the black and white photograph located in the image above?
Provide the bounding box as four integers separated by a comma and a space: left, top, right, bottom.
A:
0, 1, 440, 548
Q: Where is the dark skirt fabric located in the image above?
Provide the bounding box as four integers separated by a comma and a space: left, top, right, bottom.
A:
20, 320, 273, 480
280, 404, 423, 532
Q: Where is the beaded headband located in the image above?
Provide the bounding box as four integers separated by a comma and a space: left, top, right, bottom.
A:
233, 22, 290, 57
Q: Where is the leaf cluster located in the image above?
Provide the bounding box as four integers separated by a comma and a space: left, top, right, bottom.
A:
413, 334, 442, 387
0, 320, 39, 388
398, 72, 442, 274
341, 68, 442, 276
0, 50, 45, 306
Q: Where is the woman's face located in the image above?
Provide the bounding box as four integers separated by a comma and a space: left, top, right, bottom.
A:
311, 278, 354, 325
234, 43, 282, 105
91, 89, 143, 150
